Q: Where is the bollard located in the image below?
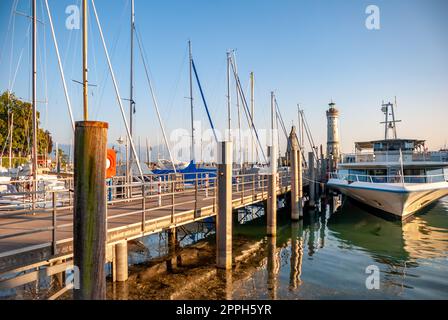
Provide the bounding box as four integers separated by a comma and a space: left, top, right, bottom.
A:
267, 146, 277, 236
216, 141, 233, 270
115, 241, 128, 282
73, 121, 108, 300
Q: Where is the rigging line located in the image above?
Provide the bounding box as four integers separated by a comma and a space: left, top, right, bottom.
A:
300, 109, 318, 160
10, 24, 30, 91
91, 0, 144, 178
134, 24, 177, 173
165, 42, 188, 121
44, 0, 75, 131
274, 98, 288, 140
229, 56, 267, 163
0, 0, 18, 68
94, 0, 129, 117
191, 59, 218, 142
8, 0, 18, 90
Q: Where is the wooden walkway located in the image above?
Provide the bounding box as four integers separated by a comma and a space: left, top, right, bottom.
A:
0, 179, 291, 274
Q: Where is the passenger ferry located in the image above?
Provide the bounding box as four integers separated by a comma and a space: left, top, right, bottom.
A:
328, 102, 448, 220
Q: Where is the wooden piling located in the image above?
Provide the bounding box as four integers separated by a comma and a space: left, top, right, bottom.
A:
216, 141, 233, 270
115, 241, 128, 282
267, 146, 277, 236
73, 121, 108, 300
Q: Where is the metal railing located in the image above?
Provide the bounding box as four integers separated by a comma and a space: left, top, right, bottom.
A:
0, 169, 291, 256
341, 151, 448, 164
329, 172, 448, 184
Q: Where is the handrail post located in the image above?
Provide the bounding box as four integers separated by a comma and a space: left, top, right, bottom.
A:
194, 173, 199, 218
141, 183, 145, 232
158, 177, 162, 207
205, 173, 209, 197
171, 175, 175, 224
241, 175, 245, 203
52, 191, 56, 255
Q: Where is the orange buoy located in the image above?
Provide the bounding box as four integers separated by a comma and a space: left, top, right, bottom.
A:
106, 149, 117, 178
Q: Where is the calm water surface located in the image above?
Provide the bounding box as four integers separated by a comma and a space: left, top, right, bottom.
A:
114, 196, 448, 300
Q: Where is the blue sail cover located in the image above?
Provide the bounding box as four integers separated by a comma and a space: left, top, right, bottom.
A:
152, 161, 217, 184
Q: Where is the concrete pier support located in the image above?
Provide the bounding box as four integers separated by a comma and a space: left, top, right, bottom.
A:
115, 241, 128, 282
73, 121, 108, 300
267, 146, 278, 236
216, 141, 233, 270
289, 127, 302, 220
308, 151, 316, 208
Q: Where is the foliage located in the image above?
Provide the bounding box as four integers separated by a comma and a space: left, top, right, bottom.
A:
0, 91, 53, 156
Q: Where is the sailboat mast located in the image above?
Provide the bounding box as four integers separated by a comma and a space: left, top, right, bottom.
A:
82, 0, 88, 120
189, 40, 195, 162
32, 0, 38, 182
226, 51, 231, 141
250, 72, 255, 163
128, 0, 135, 181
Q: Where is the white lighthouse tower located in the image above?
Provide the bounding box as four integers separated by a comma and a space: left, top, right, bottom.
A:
326, 101, 341, 164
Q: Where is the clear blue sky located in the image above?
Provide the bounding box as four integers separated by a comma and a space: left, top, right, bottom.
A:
1, 0, 447, 157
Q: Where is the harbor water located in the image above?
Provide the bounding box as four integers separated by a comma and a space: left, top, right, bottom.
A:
107, 196, 448, 300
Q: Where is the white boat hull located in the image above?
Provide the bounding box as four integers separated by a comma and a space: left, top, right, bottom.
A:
327, 179, 448, 219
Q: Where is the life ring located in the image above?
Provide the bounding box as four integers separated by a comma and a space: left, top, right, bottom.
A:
106, 149, 117, 178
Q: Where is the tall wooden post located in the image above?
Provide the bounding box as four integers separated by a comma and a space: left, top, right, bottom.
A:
73, 121, 108, 300
289, 126, 302, 220
216, 141, 233, 270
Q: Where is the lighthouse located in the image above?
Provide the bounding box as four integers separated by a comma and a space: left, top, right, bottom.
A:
326, 101, 341, 165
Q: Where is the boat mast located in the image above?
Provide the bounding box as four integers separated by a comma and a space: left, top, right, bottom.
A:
128, 0, 135, 182
226, 51, 231, 141
250, 72, 256, 163
82, 0, 88, 121
32, 0, 38, 184
233, 52, 242, 167
189, 40, 195, 162
381, 100, 401, 140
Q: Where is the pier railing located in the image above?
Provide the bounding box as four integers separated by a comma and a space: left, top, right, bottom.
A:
329, 172, 448, 184
0, 169, 291, 255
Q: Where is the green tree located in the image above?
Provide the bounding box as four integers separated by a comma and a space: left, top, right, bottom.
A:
0, 91, 53, 157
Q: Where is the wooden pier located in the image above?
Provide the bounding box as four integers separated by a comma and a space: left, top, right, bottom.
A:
0, 128, 319, 299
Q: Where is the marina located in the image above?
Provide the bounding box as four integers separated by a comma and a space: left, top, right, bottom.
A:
0, 0, 447, 302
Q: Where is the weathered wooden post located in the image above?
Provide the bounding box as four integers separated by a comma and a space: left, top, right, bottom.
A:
73, 121, 108, 300
216, 141, 233, 270
289, 126, 302, 220
166, 227, 177, 271
267, 145, 277, 236
308, 151, 316, 208
115, 241, 128, 282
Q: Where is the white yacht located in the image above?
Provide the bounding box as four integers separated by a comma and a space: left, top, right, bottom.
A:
328, 102, 448, 220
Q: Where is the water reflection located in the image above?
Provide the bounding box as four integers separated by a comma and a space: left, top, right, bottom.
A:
289, 221, 303, 290
328, 198, 448, 266
266, 235, 279, 300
